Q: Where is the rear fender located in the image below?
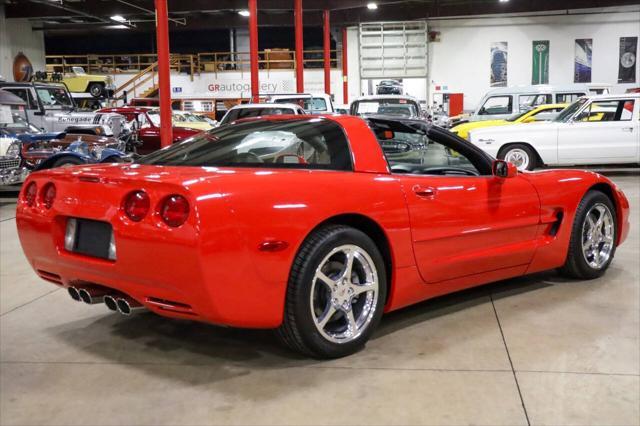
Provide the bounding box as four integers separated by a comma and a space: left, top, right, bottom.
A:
35, 152, 91, 171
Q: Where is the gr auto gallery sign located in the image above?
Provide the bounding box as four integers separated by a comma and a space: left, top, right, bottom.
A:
204, 78, 326, 97
207, 80, 295, 97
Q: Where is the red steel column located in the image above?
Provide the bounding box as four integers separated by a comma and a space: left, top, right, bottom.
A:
249, 0, 259, 103
323, 9, 331, 95
294, 0, 304, 93
341, 27, 348, 104
155, 0, 173, 147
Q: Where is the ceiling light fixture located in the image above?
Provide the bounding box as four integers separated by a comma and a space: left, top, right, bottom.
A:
110, 15, 126, 22
238, 10, 250, 17
367, 3, 378, 9
109, 25, 129, 29
499, 0, 509, 2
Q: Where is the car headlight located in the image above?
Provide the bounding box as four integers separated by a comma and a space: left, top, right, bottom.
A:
5, 140, 21, 157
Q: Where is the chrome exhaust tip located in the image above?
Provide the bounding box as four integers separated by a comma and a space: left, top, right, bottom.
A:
115, 297, 143, 316
104, 295, 118, 312
67, 286, 81, 302
78, 288, 107, 305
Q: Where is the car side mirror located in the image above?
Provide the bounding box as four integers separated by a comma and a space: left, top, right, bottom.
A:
492, 159, 518, 178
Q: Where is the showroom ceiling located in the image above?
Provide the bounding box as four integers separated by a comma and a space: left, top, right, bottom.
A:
4, 0, 639, 32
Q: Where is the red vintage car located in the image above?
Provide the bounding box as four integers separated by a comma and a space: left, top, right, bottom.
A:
16, 115, 630, 358
98, 107, 201, 155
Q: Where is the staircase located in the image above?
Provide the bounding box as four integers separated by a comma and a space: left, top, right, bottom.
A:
112, 57, 180, 104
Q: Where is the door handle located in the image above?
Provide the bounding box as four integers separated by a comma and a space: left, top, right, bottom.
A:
621, 127, 634, 132
413, 185, 436, 198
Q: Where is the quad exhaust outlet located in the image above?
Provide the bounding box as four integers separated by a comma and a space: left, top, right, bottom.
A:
67, 286, 144, 316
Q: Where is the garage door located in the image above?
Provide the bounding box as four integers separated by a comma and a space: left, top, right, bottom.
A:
359, 21, 428, 79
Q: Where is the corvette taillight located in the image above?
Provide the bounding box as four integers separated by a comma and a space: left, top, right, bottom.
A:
123, 190, 150, 222
41, 183, 56, 209
159, 195, 189, 227
24, 182, 37, 207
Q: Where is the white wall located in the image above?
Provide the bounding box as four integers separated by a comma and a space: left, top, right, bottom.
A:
429, 6, 640, 111
0, 7, 46, 82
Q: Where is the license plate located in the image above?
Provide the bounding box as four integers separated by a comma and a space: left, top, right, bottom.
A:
65, 218, 116, 260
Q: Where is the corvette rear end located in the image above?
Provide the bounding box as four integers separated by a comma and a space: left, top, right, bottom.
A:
16, 164, 291, 328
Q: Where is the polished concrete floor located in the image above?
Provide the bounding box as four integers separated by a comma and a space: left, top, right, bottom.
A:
0, 172, 638, 426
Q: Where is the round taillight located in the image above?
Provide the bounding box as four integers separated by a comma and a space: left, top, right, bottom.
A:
159, 195, 189, 227
24, 182, 37, 207
41, 183, 56, 209
123, 190, 150, 222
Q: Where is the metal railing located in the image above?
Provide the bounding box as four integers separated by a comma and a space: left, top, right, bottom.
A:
45, 49, 339, 76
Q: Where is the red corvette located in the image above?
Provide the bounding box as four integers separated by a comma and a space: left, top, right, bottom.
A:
16, 115, 630, 358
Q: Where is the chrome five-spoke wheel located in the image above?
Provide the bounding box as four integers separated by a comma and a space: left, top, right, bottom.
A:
310, 244, 379, 344
277, 225, 387, 358
581, 203, 615, 270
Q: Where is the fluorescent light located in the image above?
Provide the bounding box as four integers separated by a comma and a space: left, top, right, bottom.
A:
109, 25, 129, 29
499, 0, 509, 2
238, 10, 250, 17
110, 15, 126, 22
367, 2, 378, 9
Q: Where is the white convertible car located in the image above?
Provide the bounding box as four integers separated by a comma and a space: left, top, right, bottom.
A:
468, 94, 639, 170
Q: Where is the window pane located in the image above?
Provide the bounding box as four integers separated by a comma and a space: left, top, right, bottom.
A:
373, 126, 479, 175
479, 96, 512, 115
137, 118, 352, 171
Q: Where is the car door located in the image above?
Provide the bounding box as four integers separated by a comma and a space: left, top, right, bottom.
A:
558, 98, 639, 164
371, 120, 541, 284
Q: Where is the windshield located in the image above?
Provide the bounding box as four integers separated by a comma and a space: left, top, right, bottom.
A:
137, 118, 351, 170
351, 99, 418, 118
147, 111, 161, 127
274, 97, 327, 112
554, 98, 587, 122
36, 87, 74, 109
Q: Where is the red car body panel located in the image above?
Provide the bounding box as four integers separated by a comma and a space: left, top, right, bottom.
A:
98, 107, 201, 154
15, 115, 630, 329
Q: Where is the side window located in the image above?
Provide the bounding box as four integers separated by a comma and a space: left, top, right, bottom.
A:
222, 109, 240, 124
556, 93, 585, 103
478, 96, 512, 115
519, 94, 551, 111
371, 125, 483, 176
575, 100, 635, 122
5, 88, 38, 110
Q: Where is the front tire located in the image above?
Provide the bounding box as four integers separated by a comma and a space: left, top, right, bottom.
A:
277, 225, 387, 358
559, 190, 617, 279
499, 144, 537, 171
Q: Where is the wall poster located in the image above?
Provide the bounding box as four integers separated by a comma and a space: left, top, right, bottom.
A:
574, 39, 592, 83
618, 37, 637, 83
532, 40, 550, 84
490, 42, 508, 87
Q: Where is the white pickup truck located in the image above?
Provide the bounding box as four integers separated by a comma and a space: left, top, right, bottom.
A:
468, 94, 640, 170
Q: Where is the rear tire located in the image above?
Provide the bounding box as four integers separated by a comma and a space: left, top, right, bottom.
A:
559, 190, 617, 279
52, 156, 84, 168
88, 83, 104, 98
499, 144, 537, 171
277, 225, 387, 358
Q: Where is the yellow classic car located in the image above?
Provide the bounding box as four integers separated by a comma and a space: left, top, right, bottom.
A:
451, 103, 568, 139
171, 111, 215, 131
60, 67, 115, 98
